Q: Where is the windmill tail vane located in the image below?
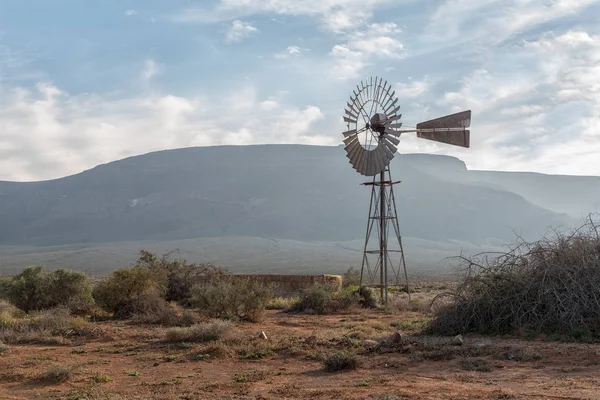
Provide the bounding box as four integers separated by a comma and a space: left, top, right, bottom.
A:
341, 76, 472, 306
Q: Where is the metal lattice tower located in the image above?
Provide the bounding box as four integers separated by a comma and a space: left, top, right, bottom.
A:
341, 76, 472, 306
359, 165, 409, 305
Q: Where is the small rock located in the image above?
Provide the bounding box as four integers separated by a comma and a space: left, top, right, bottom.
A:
258, 330, 268, 340
386, 331, 406, 345
452, 334, 464, 346
305, 335, 317, 345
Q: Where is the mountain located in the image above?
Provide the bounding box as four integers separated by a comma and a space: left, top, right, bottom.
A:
0, 145, 581, 250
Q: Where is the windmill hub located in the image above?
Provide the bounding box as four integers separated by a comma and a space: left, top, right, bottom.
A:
370, 113, 387, 135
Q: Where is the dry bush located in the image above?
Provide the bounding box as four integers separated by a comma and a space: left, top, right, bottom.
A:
93, 250, 225, 323
126, 294, 187, 326
1, 267, 94, 314
342, 267, 361, 288
265, 297, 297, 310
190, 275, 273, 322
289, 284, 332, 314
41, 365, 71, 383
289, 284, 374, 314
92, 266, 165, 317
0, 307, 102, 344
323, 351, 359, 372
427, 216, 600, 338
165, 320, 233, 343
391, 293, 434, 313
134, 250, 227, 305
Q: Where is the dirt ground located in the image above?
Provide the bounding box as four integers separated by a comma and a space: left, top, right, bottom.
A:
1, 307, 600, 400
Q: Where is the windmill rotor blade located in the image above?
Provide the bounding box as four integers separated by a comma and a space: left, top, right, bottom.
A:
384, 114, 402, 123
416, 129, 470, 148
383, 138, 398, 155
343, 116, 357, 124
384, 134, 400, 146
383, 90, 396, 109
364, 152, 372, 176
346, 102, 359, 115
373, 77, 382, 103
354, 147, 366, 173
344, 108, 358, 119
348, 141, 362, 160
344, 135, 358, 146
387, 105, 401, 116
388, 122, 403, 129
380, 140, 395, 161
368, 151, 378, 176
363, 151, 373, 176
342, 128, 357, 138
384, 98, 398, 113
356, 86, 364, 104
370, 150, 380, 176
358, 150, 368, 175
378, 81, 390, 106
384, 128, 401, 137
374, 146, 386, 174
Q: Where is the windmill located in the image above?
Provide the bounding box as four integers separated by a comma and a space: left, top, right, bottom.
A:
342, 76, 471, 305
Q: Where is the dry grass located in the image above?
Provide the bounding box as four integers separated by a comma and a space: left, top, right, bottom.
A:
323, 351, 360, 372
41, 365, 72, 384
266, 297, 297, 310
165, 320, 233, 343
0, 307, 103, 345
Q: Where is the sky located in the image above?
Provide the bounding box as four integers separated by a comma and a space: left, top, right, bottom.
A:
0, 0, 599, 181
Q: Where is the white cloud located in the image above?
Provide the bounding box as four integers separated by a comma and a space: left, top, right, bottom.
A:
422, 0, 598, 48
396, 79, 429, 98
0, 82, 330, 181
275, 45, 310, 59
225, 20, 258, 43
125, 9, 138, 16
329, 22, 404, 80
407, 29, 600, 176
141, 59, 162, 81
174, 0, 396, 33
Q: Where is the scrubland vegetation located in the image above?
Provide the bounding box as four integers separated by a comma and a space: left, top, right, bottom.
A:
1, 218, 600, 399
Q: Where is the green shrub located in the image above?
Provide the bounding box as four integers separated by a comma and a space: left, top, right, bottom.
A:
190, 276, 273, 322
1, 267, 94, 314
265, 297, 297, 310
92, 266, 165, 317
289, 284, 333, 314
290, 284, 373, 314
358, 286, 377, 308
323, 351, 359, 372
134, 250, 227, 305
342, 267, 361, 288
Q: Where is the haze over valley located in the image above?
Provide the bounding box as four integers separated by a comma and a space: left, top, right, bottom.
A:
1, 144, 596, 276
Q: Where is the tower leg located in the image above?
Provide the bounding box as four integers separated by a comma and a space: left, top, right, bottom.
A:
379, 170, 385, 304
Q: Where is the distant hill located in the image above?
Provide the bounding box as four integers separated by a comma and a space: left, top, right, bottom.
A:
0, 145, 582, 249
